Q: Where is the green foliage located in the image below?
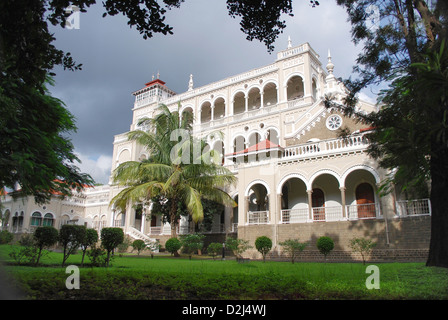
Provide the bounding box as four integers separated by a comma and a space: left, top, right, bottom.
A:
225, 238, 252, 261
132, 239, 147, 255
80, 228, 98, 266
165, 237, 181, 256
86, 247, 108, 267
279, 238, 308, 264
180, 233, 204, 259
255, 236, 272, 262
0, 230, 13, 244
100, 227, 124, 267
207, 242, 223, 260
316, 236, 334, 261
350, 238, 377, 265
59, 224, 87, 266
117, 236, 132, 253
33, 226, 59, 266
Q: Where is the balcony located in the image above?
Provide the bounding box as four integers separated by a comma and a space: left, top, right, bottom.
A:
248, 200, 431, 225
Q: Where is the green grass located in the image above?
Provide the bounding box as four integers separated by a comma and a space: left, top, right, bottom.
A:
1, 244, 447, 300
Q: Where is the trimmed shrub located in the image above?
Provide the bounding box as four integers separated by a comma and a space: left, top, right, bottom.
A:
207, 242, 223, 260
101, 227, 124, 267
80, 228, 98, 267
180, 233, 205, 259
59, 224, 86, 266
33, 226, 59, 266
165, 237, 181, 256
132, 239, 147, 255
316, 236, 334, 261
255, 236, 272, 262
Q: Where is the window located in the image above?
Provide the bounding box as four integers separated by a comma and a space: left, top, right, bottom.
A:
31, 212, 42, 226
326, 114, 342, 130
43, 213, 54, 227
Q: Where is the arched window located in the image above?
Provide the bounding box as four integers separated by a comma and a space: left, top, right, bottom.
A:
287, 76, 304, 101
43, 213, 54, 226
356, 183, 376, 218
312, 188, 325, 221
31, 212, 42, 226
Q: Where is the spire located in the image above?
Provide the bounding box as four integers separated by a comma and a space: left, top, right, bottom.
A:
188, 74, 194, 91
287, 36, 292, 49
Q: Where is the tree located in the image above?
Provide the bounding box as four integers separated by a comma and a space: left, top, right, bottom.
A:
255, 236, 272, 262
33, 226, 59, 266
59, 224, 87, 266
132, 239, 147, 255
207, 242, 223, 260
279, 238, 308, 264
225, 238, 252, 261
100, 227, 124, 267
110, 104, 237, 238
350, 238, 377, 264
316, 236, 334, 262
330, 0, 448, 267
180, 233, 205, 259
165, 237, 182, 256
80, 228, 98, 267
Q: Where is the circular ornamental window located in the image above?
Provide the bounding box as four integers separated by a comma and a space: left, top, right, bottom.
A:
326, 114, 342, 130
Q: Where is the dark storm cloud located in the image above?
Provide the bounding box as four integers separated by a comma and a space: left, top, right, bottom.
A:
47, 1, 365, 183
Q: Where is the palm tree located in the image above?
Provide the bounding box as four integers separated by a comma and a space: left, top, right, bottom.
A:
110, 104, 237, 238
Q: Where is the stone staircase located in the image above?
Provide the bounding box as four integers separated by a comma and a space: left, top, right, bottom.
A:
126, 227, 159, 252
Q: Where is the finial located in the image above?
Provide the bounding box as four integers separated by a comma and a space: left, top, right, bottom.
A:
152, 74, 155, 81
157, 71, 160, 79
326, 49, 334, 74
188, 74, 194, 91
287, 36, 292, 49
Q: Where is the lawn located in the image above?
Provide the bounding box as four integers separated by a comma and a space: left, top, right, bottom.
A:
1, 244, 447, 300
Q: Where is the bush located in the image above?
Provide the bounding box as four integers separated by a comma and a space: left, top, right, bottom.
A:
279, 238, 308, 264
80, 229, 98, 266
316, 236, 334, 261
349, 238, 377, 264
0, 230, 13, 244
180, 233, 205, 259
101, 227, 124, 267
225, 238, 252, 261
86, 247, 107, 267
165, 237, 181, 256
255, 236, 272, 262
33, 226, 59, 266
207, 242, 223, 260
59, 224, 86, 266
132, 239, 147, 255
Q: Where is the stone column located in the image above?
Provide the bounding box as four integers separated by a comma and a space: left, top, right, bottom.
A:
340, 186, 346, 218
244, 195, 250, 225
277, 193, 283, 223
307, 189, 313, 221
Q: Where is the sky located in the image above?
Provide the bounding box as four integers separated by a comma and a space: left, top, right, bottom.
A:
48, 0, 377, 185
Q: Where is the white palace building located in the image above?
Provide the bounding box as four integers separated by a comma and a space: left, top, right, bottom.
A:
1, 42, 432, 261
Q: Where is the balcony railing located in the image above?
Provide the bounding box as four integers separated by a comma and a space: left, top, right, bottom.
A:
247, 211, 269, 224
346, 203, 380, 220
396, 199, 431, 217
282, 133, 369, 161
